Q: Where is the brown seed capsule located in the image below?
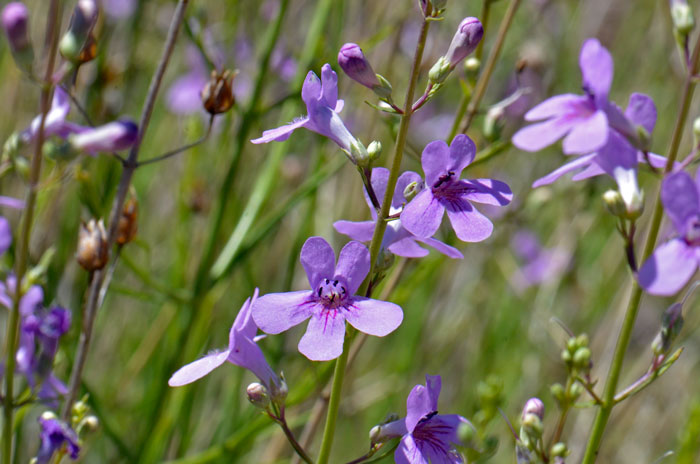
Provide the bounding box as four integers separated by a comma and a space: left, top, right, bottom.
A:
116, 196, 138, 246
77, 219, 108, 271
201, 69, 235, 115
78, 33, 97, 64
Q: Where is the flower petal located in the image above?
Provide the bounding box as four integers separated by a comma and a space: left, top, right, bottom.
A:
366, 167, 390, 214
394, 171, 422, 209
387, 237, 429, 258
301, 237, 336, 289
251, 290, 315, 334
421, 140, 451, 186
416, 236, 464, 259
345, 297, 403, 336
445, 200, 493, 242
395, 434, 428, 464
523, 94, 589, 121
301, 70, 322, 107
320, 63, 338, 108
594, 131, 637, 174
625, 93, 657, 134
661, 171, 700, 234
0, 217, 11, 255
561, 110, 608, 155
512, 117, 577, 152
639, 239, 697, 296
334, 220, 375, 242
532, 154, 597, 187
406, 382, 437, 432
401, 190, 444, 239
168, 349, 229, 386
448, 134, 476, 177
251, 117, 309, 144
579, 38, 613, 100
334, 241, 370, 295
298, 309, 346, 361
231, 290, 259, 342
461, 178, 512, 206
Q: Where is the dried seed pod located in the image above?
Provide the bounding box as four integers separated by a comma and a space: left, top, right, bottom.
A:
77, 219, 108, 271
116, 195, 138, 246
201, 69, 235, 115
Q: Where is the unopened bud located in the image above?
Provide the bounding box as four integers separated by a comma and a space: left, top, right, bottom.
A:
671, 0, 694, 35
270, 376, 288, 404
59, 0, 98, 62
40, 411, 57, 421
484, 106, 505, 142
521, 398, 544, 421
403, 181, 421, 203
464, 57, 480, 75
568, 382, 583, 400
201, 69, 235, 115
551, 442, 568, 458
445, 17, 483, 68
77, 219, 108, 271
349, 139, 370, 168
367, 140, 382, 162
457, 421, 476, 444
653, 302, 684, 355
2, 2, 33, 71
428, 56, 451, 85
82, 415, 99, 431
116, 195, 138, 246
550, 383, 566, 404
573, 347, 592, 369
70, 120, 138, 155
246, 382, 270, 409
338, 43, 381, 90
602, 189, 626, 217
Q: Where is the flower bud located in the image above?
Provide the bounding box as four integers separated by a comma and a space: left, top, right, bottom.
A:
338, 43, 381, 90
349, 139, 370, 168
2, 2, 30, 53
428, 56, 451, 85
77, 219, 108, 271
484, 106, 505, 142
653, 302, 684, 355
568, 382, 583, 400
444, 17, 483, 68
367, 140, 382, 162
374, 74, 393, 100
671, 0, 694, 35
602, 189, 626, 218
464, 57, 481, 75
246, 382, 270, 409
403, 181, 421, 203
551, 442, 568, 458
550, 383, 566, 404
201, 69, 235, 115
59, 0, 98, 62
116, 195, 138, 246
457, 421, 476, 444
70, 120, 138, 155
270, 376, 288, 405
81, 415, 99, 432
573, 347, 592, 369
521, 398, 544, 421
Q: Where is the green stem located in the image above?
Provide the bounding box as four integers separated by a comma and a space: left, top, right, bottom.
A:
2, 1, 61, 462
581, 32, 700, 464
316, 16, 431, 464
458, 0, 521, 134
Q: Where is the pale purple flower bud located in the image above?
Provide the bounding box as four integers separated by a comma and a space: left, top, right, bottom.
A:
60, 0, 98, 61
337, 43, 380, 90
70, 120, 138, 155
522, 397, 545, 421
445, 17, 483, 67
2, 2, 30, 53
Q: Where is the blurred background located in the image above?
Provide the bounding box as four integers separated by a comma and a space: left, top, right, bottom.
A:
1, 0, 699, 462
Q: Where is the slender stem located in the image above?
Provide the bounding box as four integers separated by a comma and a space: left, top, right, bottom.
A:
316, 16, 431, 464
138, 115, 214, 166
581, 32, 700, 464
574, 376, 603, 405
458, 0, 521, 133
272, 409, 314, 464
61, 0, 190, 421
613, 349, 682, 404
549, 377, 573, 448
2, 1, 61, 461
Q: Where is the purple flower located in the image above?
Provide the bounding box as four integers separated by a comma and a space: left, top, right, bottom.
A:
337, 43, 380, 90
69, 120, 138, 155
2, 2, 30, 54
444, 17, 483, 68
21, 87, 74, 144
0, 216, 11, 255
376, 375, 471, 464
510, 230, 569, 292
251, 237, 403, 361
334, 167, 463, 259
36, 414, 80, 464
512, 38, 615, 155
251, 64, 360, 153
166, 47, 210, 116
169, 289, 280, 389
639, 171, 700, 295
401, 134, 512, 242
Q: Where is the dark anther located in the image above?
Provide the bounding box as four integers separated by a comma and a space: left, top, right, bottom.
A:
418, 411, 438, 424
325, 278, 330, 284
317, 287, 323, 297
432, 171, 455, 189
333, 280, 339, 286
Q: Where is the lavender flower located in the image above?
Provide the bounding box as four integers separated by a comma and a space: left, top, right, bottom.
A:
0, 216, 11, 255
401, 134, 512, 242
337, 43, 381, 90
21, 87, 74, 145
251, 237, 403, 361
36, 414, 80, 464
251, 64, 362, 156
510, 230, 569, 292
639, 171, 700, 295
512, 39, 615, 155
444, 17, 483, 68
166, 47, 210, 116
374, 375, 471, 463
334, 167, 463, 259
169, 289, 281, 390
2, 2, 30, 55
69, 120, 139, 155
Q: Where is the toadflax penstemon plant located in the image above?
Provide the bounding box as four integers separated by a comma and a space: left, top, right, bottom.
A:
1, 0, 699, 462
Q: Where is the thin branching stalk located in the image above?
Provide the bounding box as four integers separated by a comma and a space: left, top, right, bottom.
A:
61, 0, 190, 421
316, 16, 431, 464
581, 31, 700, 464
2, 1, 62, 461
